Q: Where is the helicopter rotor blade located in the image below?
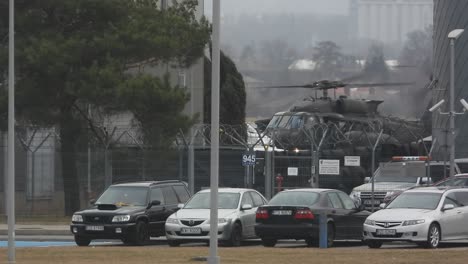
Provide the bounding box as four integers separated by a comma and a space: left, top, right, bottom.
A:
346, 82, 416, 88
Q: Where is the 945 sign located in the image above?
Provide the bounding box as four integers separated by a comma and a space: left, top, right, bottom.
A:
242, 153, 256, 166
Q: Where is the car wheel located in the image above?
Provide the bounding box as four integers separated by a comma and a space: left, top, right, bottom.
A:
168, 240, 181, 247
227, 223, 242, 247
261, 238, 277, 247
74, 235, 91, 247
367, 240, 383, 249
424, 223, 441, 249
132, 221, 149, 246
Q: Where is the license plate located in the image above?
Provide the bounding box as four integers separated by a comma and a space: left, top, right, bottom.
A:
272, 210, 292, 215
376, 229, 396, 236
85, 225, 104, 231
364, 199, 381, 205
180, 228, 202, 234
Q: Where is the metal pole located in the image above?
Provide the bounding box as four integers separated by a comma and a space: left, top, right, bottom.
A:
188, 131, 195, 195
449, 38, 456, 178
7, 0, 16, 262
208, 0, 220, 263
371, 130, 383, 212
87, 105, 91, 195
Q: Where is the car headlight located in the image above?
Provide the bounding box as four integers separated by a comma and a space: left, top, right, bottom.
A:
72, 214, 83, 222
112, 215, 130, 222
364, 219, 375, 226
402, 219, 425, 226
350, 191, 361, 199
218, 218, 229, 224
166, 218, 178, 224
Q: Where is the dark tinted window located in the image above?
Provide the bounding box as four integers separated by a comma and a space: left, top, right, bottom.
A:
429, 165, 450, 183
96, 186, 148, 206
388, 192, 442, 210
241, 193, 254, 206
443, 193, 460, 207
456, 163, 468, 173
184, 192, 240, 209
250, 191, 266, 207
269, 191, 319, 206
162, 186, 178, 205
327, 193, 343, 209
337, 192, 355, 210
173, 185, 190, 203
150, 187, 164, 204
454, 191, 468, 206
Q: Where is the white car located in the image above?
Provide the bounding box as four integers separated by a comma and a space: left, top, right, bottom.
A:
363, 187, 468, 248
165, 188, 268, 247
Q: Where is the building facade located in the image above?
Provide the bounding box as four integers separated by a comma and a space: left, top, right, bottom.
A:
350, 0, 433, 47
432, 0, 468, 159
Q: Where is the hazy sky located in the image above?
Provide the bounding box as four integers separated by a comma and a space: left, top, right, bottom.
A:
204, 0, 350, 16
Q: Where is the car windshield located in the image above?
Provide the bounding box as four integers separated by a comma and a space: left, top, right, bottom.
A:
184, 192, 240, 209
386, 192, 442, 210
435, 177, 468, 187
268, 191, 319, 206
374, 174, 419, 183
95, 186, 148, 206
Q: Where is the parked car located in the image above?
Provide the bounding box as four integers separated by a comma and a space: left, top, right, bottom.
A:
70, 180, 190, 246
350, 157, 459, 211
434, 173, 468, 187
382, 173, 468, 204
363, 187, 468, 248
254, 188, 370, 248
165, 188, 268, 247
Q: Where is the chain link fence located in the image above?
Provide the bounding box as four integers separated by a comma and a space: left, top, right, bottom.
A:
0, 119, 428, 217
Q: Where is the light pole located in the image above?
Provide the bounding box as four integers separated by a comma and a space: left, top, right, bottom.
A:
430, 29, 466, 179
7, 0, 16, 263
448, 29, 464, 178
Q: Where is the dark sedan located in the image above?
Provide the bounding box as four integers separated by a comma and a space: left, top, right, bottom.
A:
255, 188, 370, 247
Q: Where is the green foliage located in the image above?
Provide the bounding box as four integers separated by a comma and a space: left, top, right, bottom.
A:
0, 0, 210, 214
312, 41, 344, 78
118, 74, 196, 148
204, 51, 246, 125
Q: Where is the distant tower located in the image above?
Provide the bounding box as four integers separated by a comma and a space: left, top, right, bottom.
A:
352, 0, 433, 50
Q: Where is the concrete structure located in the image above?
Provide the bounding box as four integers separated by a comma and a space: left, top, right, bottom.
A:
350, 0, 433, 47
432, 0, 468, 160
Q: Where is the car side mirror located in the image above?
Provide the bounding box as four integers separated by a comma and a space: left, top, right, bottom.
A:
89, 199, 96, 205
379, 203, 387, 209
241, 204, 253, 211
364, 177, 371, 183
147, 200, 161, 208
442, 204, 455, 211
177, 203, 184, 209
418, 176, 432, 185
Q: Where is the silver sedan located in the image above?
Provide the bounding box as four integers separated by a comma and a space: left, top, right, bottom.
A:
165, 188, 267, 247
363, 187, 468, 248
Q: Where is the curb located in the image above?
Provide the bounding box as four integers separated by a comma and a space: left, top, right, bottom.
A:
0, 228, 70, 236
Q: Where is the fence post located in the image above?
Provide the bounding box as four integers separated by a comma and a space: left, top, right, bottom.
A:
319, 213, 328, 248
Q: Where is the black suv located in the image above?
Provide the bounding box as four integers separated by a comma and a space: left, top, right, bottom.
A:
70, 180, 190, 246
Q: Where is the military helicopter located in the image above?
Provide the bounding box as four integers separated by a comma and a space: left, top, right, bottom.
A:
256, 80, 429, 148
253, 79, 431, 192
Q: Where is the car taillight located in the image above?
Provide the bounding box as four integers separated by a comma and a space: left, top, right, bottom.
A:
294, 209, 314, 220
256, 209, 269, 219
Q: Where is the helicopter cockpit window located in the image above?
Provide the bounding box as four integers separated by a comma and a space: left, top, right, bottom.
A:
288, 115, 304, 129
277, 115, 291, 128
267, 115, 282, 128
